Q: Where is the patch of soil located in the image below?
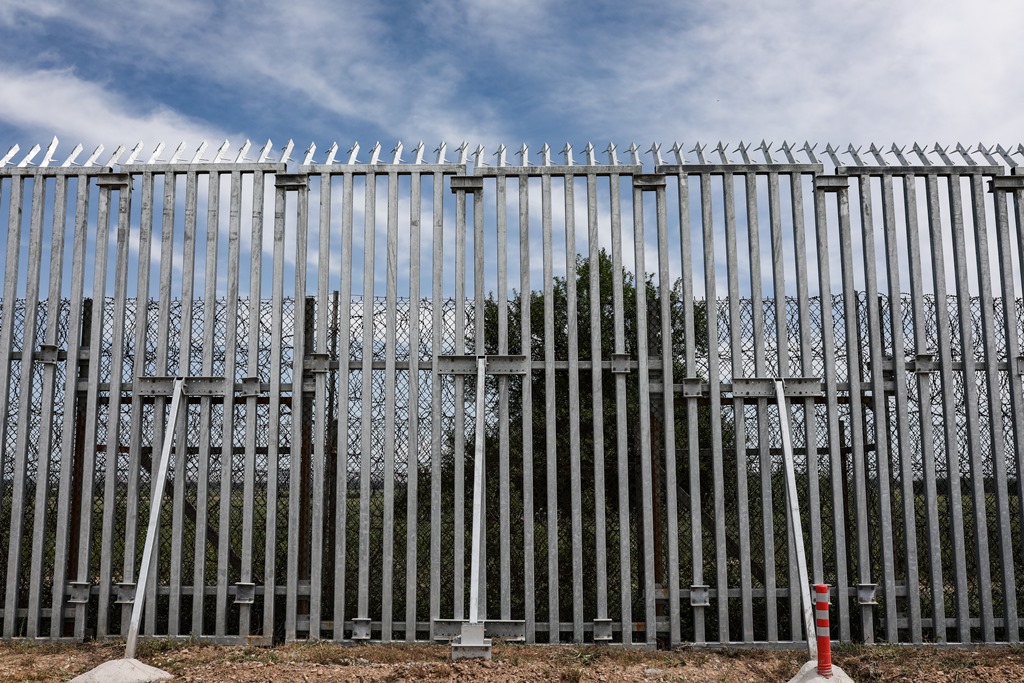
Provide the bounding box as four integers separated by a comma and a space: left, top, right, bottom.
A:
2, 640, 1024, 682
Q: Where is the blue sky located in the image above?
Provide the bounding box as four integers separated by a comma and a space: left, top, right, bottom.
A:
2, 1, 1022, 160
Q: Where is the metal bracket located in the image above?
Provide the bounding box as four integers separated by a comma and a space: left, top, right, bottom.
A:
36, 343, 61, 364
910, 353, 936, 375
351, 617, 372, 640
815, 175, 849, 192
1016, 357, 1024, 376
989, 176, 1024, 193
238, 376, 262, 397
610, 352, 632, 374
680, 378, 704, 397
234, 582, 255, 605
450, 176, 484, 192
857, 583, 878, 605
592, 618, 613, 641
114, 582, 136, 604
305, 353, 330, 374
731, 377, 821, 398
633, 173, 666, 190
275, 173, 308, 189
437, 354, 527, 376
95, 173, 131, 188
689, 584, 711, 607
136, 375, 228, 396
67, 581, 91, 604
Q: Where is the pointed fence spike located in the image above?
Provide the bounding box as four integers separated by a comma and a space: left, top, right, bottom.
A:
1016, 143, 1024, 158
494, 143, 507, 167
323, 141, 338, 165
412, 141, 425, 165
347, 142, 361, 165
538, 143, 552, 166
712, 141, 729, 164
84, 144, 105, 167
105, 145, 126, 167
214, 139, 231, 163
648, 142, 664, 166
626, 142, 641, 166
367, 141, 381, 165
689, 142, 708, 165
473, 144, 485, 167
302, 142, 317, 166
954, 143, 977, 166
757, 139, 774, 164
562, 142, 573, 166
40, 136, 60, 167
975, 143, 998, 166
605, 142, 618, 166
993, 144, 1018, 167
776, 141, 797, 164
255, 140, 272, 163
17, 143, 41, 167
0, 144, 20, 167
888, 144, 909, 166
734, 141, 752, 164
190, 141, 208, 164
823, 143, 842, 168
147, 142, 166, 164
932, 143, 952, 165
845, 144, 864, 167
455, 141, 469, 166
62, 143, 84, 167
669, 141, 685, 165
434, 141, 446, 165
392, 141, 404, 165
583, 141, 596, 166
124, 141, 144, 165
234, 139, 252, 163
867, 143, 887, 166
280, 140, 295, 164
515, 143, 529, 166
911, 143, 932, 166
801, 142, 819, 164
170, 142, 187, 164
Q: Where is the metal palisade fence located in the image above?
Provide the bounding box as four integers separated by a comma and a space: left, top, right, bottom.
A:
0, 138, 1023, 647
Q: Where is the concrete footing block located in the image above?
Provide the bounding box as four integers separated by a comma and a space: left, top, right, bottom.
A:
786, 659, 855, 683
70, 658, 174, 683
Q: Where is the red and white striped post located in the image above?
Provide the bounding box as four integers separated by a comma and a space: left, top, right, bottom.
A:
814, 584, 832, 679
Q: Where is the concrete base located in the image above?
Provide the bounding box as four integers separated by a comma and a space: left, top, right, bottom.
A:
786, 659, 854, 683
70, 658, 173, 683
451, 621, 492, 660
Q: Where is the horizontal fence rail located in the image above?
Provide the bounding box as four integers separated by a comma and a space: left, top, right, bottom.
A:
0, 139, 1022, 647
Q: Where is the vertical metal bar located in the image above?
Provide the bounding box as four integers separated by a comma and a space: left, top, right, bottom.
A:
50, 173, 89, 639
679, 172, 705, 643
240, 170, 265, 639
496, 173, 511, 622
216, 170, 243, 637
73, 182, 112, 640
28, 173, 69, 637
429, 171, 444, 640
519, 173, 536, 642
4, 174, 45, 638
333, 172, 355, 640
564, 174, 585, 642
700, 172, 728, 643
469, 356, 487, 624
992, 182, 1024, 644
357, 171, 376, 628
790, 172, 824, 589
586, 173, 610, 631
309, 171, 330, 640
903, 173, 946, 642
946, 174, 994, 641
879, 174, 922, 643
541, 172, 559, 642
747, 172, 781, 641
453, 179, 467, 621
381, 170, 398, 641
768, 170, 800, 639
924, 173, 970, 643
169, 171, 199, 636
193, 171, 221, 637
262, 177, 287, 640
405, 171, 422, 641
472, 181, 486, 621
97, 182, 132, 639
119, 172, 155, 635
655, 180, 681, 645
854, 173, 898, 642
146, 171, 177, 637
969, 173, 1016, 643
723, 172, 752, 641
836, 180, 874, 641
125, 378, 185, 658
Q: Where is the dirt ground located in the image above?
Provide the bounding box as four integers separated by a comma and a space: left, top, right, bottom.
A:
2, 639, 1024, 682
